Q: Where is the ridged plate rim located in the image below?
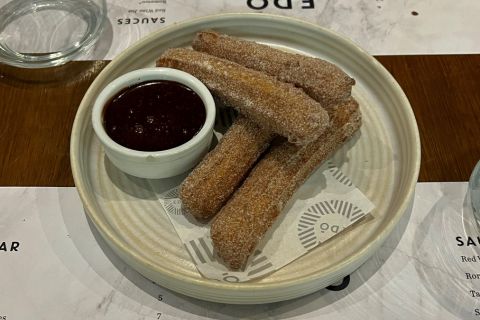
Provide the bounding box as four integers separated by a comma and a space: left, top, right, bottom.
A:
70, 13, 420, 303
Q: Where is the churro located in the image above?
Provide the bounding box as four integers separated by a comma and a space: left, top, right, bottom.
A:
156, 48, 330, 145
192, 30, 354, 107
180, 116, 273, 219
210, 98, 361, 269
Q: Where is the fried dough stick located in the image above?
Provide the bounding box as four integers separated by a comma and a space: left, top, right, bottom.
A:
211, 98, 362, 269
180, 117, 273, 219
192, 30, 354, 107
156, 48, 330, 145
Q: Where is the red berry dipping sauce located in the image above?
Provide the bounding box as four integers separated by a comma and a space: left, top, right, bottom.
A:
103, 80, 206, 152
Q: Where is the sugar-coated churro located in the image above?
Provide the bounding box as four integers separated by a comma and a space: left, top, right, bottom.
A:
192, 30, 354, 107
180, 116, 273, 220
210, 98, 362, 270
156, 48, 330, 145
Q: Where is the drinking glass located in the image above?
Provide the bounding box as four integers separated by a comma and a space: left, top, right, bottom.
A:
469, 160, 480, 229
0, 0, 107, 68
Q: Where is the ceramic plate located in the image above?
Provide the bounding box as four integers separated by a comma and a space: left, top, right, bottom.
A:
70, 13, 420, 304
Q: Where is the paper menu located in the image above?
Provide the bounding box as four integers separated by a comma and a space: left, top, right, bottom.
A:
0, 184, 477, 319
87, 0, 480, 57
2, 0, 480, 59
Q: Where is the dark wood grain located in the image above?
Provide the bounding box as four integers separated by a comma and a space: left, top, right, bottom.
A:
0, 55, 479, 186
377, 55, 480, 182
0, 61, 109, 186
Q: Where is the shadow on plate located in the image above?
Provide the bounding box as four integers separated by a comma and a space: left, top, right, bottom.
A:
103, 155, 170, 200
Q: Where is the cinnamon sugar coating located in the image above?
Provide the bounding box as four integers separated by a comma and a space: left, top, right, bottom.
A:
156, 48, 330, 145
210, 98, 362, 269
180, 116, 273, 219
192, 30, 354, 108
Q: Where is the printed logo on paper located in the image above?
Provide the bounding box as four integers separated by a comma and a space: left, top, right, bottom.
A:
297, 200, 366, 249
327, 162, 353, 187
185, 237, 274, 282
159, 187, 183, 215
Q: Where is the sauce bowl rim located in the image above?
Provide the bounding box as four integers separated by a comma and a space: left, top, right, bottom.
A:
91, 67, 216, 160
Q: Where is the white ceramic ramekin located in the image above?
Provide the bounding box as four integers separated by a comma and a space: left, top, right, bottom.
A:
91, 68, 215, 179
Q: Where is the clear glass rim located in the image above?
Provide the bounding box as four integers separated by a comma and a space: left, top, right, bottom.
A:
468, 161, 480, 190
468, 160, 480, 222
0, 0, 107, 68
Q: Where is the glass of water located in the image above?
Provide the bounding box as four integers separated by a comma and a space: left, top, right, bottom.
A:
469, 160, 480, 229
0, 0, 107, 68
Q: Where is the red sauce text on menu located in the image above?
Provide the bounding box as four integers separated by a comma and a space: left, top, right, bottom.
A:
104, 80, 206, 152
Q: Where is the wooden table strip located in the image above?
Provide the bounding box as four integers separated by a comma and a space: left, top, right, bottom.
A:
1, 55, 479, 186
